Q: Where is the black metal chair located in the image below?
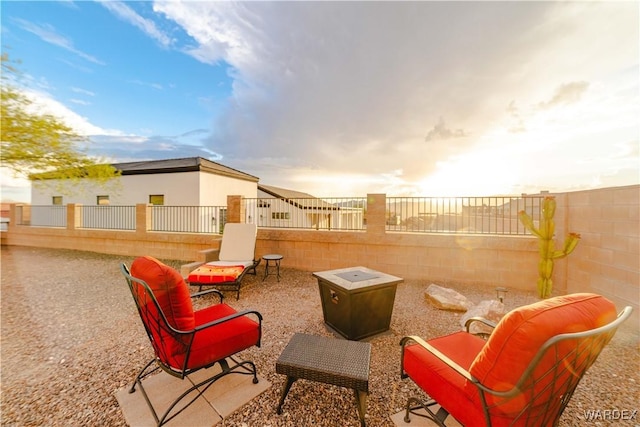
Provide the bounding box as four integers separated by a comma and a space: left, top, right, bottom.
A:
122, 256, 263, 426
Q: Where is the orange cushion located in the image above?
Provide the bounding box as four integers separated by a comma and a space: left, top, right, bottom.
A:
187, 304, 261, 369
188, 264, 245, 284
468, 293, 617, 420
131, 256, 195, 331
403, 332, 487, 427
131, 256, 195, 368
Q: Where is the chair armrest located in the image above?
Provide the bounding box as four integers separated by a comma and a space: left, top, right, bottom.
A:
464, 317, 497, 333
191, 288, 224, 303
194, 309, 263, 332
400, 335, 475, 382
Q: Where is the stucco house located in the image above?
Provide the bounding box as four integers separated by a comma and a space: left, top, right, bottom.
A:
28, 157, 258, 230
253, 184, 364, 230
28, 156, 364, 230
31, 157, 259, 206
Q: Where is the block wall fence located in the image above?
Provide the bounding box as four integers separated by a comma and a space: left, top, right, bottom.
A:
2, 186, 638, 329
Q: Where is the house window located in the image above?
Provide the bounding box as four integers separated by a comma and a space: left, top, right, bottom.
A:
97, 195, 110, 205
149, 195, 164, 206
272, 212, 290, 220
52, 196, 63, 205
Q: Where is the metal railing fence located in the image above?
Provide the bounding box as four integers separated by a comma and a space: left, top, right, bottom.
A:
243, 197, 367, 231
79, 205, 136, 230
149, 205, 227, 234
386, 195, 545, 234
16, 205, 67, 227
11, 195, 546, 235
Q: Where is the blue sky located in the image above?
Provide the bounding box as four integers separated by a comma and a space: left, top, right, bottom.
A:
1, 1, 638, 202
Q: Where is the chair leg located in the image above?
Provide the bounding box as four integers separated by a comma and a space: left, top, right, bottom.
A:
404, 396, 449, 426
130, 356, 259, 427
129, 358, 159, 393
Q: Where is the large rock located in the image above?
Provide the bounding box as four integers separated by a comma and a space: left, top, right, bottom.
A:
425, 284, 473, 312
461, 300, 506, 335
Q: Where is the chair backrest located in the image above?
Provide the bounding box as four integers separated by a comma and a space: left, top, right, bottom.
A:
219, 223, 257, 262
122, 256, 196, 372
467, 293, 626, 426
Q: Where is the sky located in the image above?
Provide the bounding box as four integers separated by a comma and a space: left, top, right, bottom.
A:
1, 1, 638, 203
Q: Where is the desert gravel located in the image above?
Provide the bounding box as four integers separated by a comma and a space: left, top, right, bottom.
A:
1, 246, 638, 426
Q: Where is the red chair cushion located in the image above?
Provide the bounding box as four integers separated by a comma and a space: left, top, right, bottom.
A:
130, 256, 196, 368
468, 293, 617, 422
403, 332, 487, 427
185, 303, 261, 369
188, 265, 245, 284
131, 256, 195, 331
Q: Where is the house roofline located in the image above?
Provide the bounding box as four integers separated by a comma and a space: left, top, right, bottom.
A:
114, 157, 259, 183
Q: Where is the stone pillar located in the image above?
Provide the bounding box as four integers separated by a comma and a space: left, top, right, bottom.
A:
67, 204, 81, 230
227, 195, 243, 223
366, 193, 386, 236
136, 204, 150, 234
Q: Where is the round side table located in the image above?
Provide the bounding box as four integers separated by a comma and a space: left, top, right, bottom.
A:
262, 254, 283, 282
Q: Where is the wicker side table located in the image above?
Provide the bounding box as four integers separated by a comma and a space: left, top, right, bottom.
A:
276, 333, 371, 426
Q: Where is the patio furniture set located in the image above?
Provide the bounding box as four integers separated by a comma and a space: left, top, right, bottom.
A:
120, 223, 633, 426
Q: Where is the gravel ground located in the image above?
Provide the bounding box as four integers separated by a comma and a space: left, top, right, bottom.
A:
1, 246, 638, 426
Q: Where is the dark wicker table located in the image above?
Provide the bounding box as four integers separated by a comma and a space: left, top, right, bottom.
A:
276, 333, 371, 426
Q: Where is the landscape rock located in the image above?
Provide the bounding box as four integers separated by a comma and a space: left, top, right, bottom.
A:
425, 284, 473, 311
461, 299, 506, 335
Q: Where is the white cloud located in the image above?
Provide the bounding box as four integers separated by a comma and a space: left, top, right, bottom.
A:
12, 18, 105, 65
21, 88, 119, 137
99, 1, 173, 48
152, 1, 638, 195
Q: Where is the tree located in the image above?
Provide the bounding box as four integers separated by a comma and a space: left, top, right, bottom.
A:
1, 53, 119, 191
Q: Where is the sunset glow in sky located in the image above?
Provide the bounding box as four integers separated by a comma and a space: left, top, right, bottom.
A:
1, 1, 638, 202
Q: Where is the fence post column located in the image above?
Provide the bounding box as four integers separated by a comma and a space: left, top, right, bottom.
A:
366, 193, 386, 236
8, 204, 18, 229
67, 204, 80, 230
136, 204, 150, 234
227, 195, 243, 223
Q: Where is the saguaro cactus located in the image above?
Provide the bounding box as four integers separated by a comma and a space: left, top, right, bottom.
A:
519, 196, 581, 299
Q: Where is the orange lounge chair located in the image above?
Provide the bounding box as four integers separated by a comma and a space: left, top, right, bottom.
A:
188, 223, 260, 299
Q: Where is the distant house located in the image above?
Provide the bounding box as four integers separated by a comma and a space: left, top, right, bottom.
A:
254, 184, 364, 230
31, 157, 259, 206
29, 157, 259, 230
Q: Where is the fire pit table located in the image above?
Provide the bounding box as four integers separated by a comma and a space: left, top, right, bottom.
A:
313, 266, 403, 341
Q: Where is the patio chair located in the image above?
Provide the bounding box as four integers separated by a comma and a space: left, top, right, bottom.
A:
122, 256, 263, 427
188, 223, 260, 299
400, 293, 633, 427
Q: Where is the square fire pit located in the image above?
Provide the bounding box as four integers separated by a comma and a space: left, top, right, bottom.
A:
313, 266, 403, 340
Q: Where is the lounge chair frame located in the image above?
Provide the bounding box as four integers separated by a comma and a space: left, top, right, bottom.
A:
189, 223, 261, 300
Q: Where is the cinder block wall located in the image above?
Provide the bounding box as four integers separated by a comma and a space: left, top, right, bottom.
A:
564, 185, 639, 324
3, 186, 638, 329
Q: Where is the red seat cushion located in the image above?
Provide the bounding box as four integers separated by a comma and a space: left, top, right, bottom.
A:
130, 256, 196, 368
188, 265, 245, 284
404, 294, 617, 427
131, 256, 195, 331
468, 293, 617, 424
403, 331, 487, 427
187, 304, 261, 369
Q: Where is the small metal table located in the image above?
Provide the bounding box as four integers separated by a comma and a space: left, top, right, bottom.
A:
276, 333, 371, 426
262, 254, 283, 281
